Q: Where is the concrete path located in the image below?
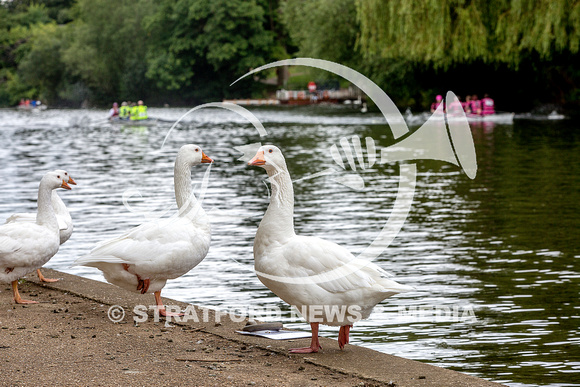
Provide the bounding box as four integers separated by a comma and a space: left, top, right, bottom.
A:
0, 269, 504, 386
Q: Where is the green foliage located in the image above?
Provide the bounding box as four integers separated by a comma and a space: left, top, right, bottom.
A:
14, 22, 65, 103
0, 3, 54, 104
278, 0, 364, 86
3, 72, 38, 105
281, 0, 360, 65
277, 0, 580, 109
4, 0, 75, 22
145, 0, 274, 100
356, 0, 580, 69
0, 0, 578, 108
0, 5, 49, 68
143, 0, 197, 91
257, 0, 296, 60
61, 0, 155, 102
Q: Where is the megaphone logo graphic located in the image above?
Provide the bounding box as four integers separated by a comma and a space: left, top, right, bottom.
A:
329, 136, 376, 191
331, 91, 477, 190
235, 58, 478, 265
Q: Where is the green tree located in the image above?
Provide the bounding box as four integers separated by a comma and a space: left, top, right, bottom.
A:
0, 3, 53, 105
356, 0, 580, 69
281, 0, 359, 65
355, 0, 580, 108
0, 7, 18, 104
61, 0, 155, 103
278, 0, 361, 88
12, 22, 67, 103
145, 0, 274, 101
3, 0, 74, 19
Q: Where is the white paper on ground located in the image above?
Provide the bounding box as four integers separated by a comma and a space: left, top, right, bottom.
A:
235, 329, 311, 340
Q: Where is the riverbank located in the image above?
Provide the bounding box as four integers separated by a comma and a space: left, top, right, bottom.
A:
1, 269, 503, 386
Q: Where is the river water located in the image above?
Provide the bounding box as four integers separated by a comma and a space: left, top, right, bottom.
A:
0, 106, 578, 386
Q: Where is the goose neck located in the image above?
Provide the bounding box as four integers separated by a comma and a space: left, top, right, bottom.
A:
259, 167, 295, 236
36, 181, 58, 230
174, 161, 192, 209
174, 161, 206, 221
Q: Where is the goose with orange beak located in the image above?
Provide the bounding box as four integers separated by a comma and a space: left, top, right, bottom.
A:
248, 145, 413, 353
0, 170, 72, 304
75, 144, 213, 317
6, 169, 77, 283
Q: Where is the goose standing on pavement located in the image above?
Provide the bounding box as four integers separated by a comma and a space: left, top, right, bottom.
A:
6, 170, 77, 282
0, 170, 72, 303
74, 144, 213, 316
248, 145, 413, 353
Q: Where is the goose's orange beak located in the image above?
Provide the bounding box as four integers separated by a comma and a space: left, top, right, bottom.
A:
248, 150, 266, 166
68, 176, 77, 185
61, 180, 72, 190
201, 152, 213, 163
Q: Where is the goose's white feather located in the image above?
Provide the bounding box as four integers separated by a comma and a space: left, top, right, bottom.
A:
0, 171, 69, 283
5, 170, 74, 244
74, 144, 211, 295
252, 145, 412, 326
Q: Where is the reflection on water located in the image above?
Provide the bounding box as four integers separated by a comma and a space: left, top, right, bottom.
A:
0, 107, 578, 386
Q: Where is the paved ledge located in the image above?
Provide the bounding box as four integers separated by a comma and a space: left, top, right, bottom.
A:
1, 269, 504, 386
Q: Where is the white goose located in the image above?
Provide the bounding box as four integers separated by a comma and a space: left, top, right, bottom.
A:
6, 170, 76, 282
74, 144, 212, 316
248, 145, 413, 353
0, 170, 72, 304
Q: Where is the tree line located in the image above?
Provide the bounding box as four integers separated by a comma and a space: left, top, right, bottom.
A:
1, 0, 579, 112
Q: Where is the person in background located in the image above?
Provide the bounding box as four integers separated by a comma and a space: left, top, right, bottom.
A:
130, 101, 138, 121
481, 94, 495, 115
463, 95, 472, 113
107, 102, 119, 120
130, 100, 148, 121
431, 95, 444, 113
119, 101, 130, 120
446, 95, 464, 116
470, 95, 482, 115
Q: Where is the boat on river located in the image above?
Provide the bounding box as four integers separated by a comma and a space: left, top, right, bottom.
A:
405, 111, 515, 126
275, 88, 364, 105
17, 104, 47, 113
109, 117, 160, 126
463, 112, 515, 123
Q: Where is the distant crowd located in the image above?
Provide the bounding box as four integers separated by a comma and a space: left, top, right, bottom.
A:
107, 100, 148, 121
431, 94, 495, 116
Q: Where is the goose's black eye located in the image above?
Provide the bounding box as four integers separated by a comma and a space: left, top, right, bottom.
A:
268, 149, 273, 153
195, 148, 199, 152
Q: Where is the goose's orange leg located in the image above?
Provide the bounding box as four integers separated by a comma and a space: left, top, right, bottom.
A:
154, 291, 184, 317
338, 324, 352, 349
289, 323, 322, 353
12, 280, 38, 304
37, 269, 59, 283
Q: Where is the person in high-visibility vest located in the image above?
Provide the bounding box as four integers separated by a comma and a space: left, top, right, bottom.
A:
130, 100, 148, 121
130, 102, 137, 120
119, 101, 130, 120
